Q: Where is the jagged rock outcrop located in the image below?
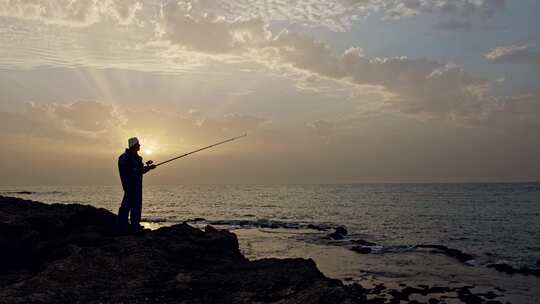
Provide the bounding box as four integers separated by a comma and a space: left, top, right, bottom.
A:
0, 196, 365, 304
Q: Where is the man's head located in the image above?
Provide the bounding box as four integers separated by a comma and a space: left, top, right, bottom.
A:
128, 137, 140, 152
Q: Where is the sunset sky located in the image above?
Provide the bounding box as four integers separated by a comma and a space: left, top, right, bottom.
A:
1, 0, 539, 185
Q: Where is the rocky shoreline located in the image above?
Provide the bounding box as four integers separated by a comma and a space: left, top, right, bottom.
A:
0, 196, 511, 303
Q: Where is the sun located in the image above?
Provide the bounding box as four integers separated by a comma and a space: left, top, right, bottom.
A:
144, 149, 153, 155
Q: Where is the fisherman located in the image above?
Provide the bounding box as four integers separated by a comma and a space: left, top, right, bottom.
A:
117, 137, 156, 231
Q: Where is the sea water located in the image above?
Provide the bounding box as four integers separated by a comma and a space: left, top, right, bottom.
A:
2, 183, 539, 302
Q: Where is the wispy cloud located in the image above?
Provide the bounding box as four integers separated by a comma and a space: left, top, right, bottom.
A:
0, 0, 143, 26
0, 0, 529, 127
484, 45, 540, 64
172, 0, 506, 31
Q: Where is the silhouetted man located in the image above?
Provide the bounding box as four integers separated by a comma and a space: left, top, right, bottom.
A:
118, 137, 156, 231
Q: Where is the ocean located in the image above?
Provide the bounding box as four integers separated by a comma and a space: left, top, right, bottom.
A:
1, 183, 539, 303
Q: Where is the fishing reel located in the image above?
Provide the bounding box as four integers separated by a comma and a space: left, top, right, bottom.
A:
145, 160, 154, 166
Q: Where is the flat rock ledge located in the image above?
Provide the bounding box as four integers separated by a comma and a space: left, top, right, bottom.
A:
0, 196, 364, 304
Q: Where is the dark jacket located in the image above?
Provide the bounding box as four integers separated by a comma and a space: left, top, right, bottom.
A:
118, 149, 144, 191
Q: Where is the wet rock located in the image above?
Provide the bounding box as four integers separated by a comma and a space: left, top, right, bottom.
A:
428, 286, 452, 293
329, 226, 348, 240
366, 297, 386, 304
370, 283, 386, 294
186, 217, 206, 223
488, 263, 516, 274
351, 246, 372, 254
0, 196, 365, 304
487, 262, 540, 277
416, 244, 474, 263
352, 239, 377, 246
456, 286, 485, 304
329, 232, 345, 240
14, 191, 34, 195
389, 289, 407, 301
482, 291, 499, 299
402, 286, 429, 297
307, 224, 328, 231
428, 298, 440, 304
335, 226, 348, 235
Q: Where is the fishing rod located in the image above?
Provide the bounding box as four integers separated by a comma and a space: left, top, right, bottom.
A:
153, 133, 247, 167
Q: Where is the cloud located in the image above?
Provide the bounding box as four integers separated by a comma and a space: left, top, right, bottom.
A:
1, 0, 505, 32
155, 8, 521, 123
157, 4, 270, 54
165, 0, 506, 32
256, 30, 489, 120
479, 94, 540, 129
3, 101, 125, 143
0, 0, 143, 26
0, 100, 266, 151
150, 2, 504, 122
484, 45, 540, 64
0, 0, 522, 126
154, 5, 488, 120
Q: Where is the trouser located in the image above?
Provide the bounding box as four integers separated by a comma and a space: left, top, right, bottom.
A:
118, 188, 143, 228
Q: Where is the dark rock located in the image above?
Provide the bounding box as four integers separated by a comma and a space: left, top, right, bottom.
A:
0, 196, 365, 304
15, 191, 34, 194
329, 231, 345, 240
389, 289, 407, 301
370, 283, 386, 294
458, 293, 484, 304
328, 226, 348, 240
186, 217, 206, 222
428, 286, 452, 293
416, 244, 474, 263
335, 226, 348, 235
352, 239, 377, 246
402, 286, 429, 297
351, 246, 372, 254
307, 224, 327, 231
482, 291, 499, 299
428, 298, 440, 304
456, 286, 486, 304
366, 297, 386, 304
488, 262, 516, 274
487, 262, 540, 277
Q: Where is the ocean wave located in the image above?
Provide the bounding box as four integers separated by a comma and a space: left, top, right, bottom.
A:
194, 218, 336, 231
142, 217, 339, 231
141, 217, 338, 231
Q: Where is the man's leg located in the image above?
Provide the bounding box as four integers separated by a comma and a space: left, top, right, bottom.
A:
117, 191, 131, 227
130, 188, 143, 229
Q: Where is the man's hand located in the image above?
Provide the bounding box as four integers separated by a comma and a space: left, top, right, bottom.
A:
146, 160, 156, 170
142, 161, 157, 174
